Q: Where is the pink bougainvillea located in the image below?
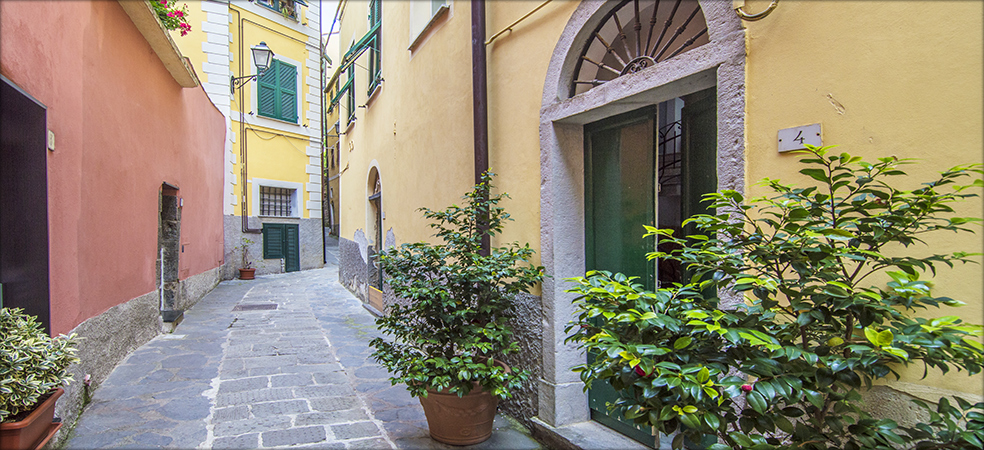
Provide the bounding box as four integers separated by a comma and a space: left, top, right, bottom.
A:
151, 0, 192, 37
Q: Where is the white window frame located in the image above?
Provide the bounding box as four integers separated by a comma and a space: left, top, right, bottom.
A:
252, 178, 303, 218
241, 0, 311, 34
409, 0, 451, 52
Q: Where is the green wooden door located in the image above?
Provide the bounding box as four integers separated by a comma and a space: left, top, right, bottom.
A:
262, 223, 300, 273
284, 224, 300, 272
583, 89, 717, 448
585, 107, 659, 447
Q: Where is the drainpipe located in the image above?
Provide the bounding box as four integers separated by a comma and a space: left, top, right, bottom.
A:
471, 0, 490, 255
321, 8, 327, 265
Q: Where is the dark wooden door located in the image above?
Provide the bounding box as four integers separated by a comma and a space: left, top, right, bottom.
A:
0, 76, 50, 332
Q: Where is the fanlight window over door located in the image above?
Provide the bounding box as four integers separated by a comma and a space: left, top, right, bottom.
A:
571, 0, 709, 97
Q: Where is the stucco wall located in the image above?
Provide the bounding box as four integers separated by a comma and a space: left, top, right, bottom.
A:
743, 0, 984, 398
331, 0, 983, 434
0, 0, 226, 335
336, 1, 577, 264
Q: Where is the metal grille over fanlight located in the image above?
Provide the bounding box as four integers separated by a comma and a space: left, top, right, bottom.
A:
570, 0, 709, 97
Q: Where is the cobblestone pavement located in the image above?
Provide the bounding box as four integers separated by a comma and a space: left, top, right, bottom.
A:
64, 250, 541, 449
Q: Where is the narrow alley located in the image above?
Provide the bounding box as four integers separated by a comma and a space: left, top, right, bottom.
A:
63, 248, 540, 449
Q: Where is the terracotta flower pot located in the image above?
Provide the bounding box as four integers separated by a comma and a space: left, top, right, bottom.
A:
238, 268, 256, 280
417, 359, 509, 445
0, 388, 64, 450
418, 386, 499, 445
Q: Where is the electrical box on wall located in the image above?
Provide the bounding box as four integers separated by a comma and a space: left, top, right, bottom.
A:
778, 123, 822, 152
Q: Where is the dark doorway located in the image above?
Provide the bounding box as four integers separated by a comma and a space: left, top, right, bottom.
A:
366, 168, 383, 312
158, 183, 181, 322
1, 76, 51, 332
583, 88, 717, 447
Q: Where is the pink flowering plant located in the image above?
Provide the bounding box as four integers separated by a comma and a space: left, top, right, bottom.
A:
151, 0, 192, 36
566, 147, 984, 449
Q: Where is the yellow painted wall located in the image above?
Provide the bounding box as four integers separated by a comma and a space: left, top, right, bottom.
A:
231, 5, 317, 218
336, 0, 982, 398
337, 0, 576, 263
173, 2, 321, 220
339, 0, 473, 249
743, 0, 984, 396
168, 2, 208, 74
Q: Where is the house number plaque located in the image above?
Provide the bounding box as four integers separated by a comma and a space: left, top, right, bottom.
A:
778, 123, 822, 152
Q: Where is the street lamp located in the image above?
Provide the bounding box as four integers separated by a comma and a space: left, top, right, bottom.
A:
231, 42, 275, 93
231, 42, 275, 234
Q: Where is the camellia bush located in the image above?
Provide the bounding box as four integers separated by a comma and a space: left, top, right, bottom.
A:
566, 146, 984, 449
369, 172, 543, 399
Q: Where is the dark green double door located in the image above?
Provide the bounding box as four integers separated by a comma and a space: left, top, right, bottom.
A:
583, 88, 717, 447
262, 223, 300, 272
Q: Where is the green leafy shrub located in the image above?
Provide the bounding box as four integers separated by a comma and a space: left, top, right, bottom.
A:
1, 308, 80, 422
566, 146, 984, 449
369, 172, 544, 399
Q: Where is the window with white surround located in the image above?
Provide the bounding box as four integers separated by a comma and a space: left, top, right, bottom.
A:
253, 179, 302, 218
409, 0, 450, 51
260, 186, 294, 217
255, 0, 303, 21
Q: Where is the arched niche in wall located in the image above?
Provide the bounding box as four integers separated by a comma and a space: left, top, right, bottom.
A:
365, 165, 384, 312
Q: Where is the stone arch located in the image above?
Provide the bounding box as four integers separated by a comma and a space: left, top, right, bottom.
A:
536, 0, 746, 429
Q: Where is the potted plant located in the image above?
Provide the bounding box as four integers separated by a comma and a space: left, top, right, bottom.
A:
566, 146, 984, 449
1, 308, 80, 450
235, 237, 256, 280
369, 172, 543, 445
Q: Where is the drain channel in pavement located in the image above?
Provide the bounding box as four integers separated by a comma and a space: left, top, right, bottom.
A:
232, 304, 278, 311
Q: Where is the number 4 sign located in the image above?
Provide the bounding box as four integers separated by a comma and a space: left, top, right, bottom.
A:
778, 123, 822, 152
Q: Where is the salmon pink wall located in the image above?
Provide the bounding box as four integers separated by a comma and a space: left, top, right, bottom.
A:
1, 1, 226, 335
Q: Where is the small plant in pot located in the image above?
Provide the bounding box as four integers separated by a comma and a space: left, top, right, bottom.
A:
235, 237, 256, 280
1, 308, 80, 450
369, 172, 544, 445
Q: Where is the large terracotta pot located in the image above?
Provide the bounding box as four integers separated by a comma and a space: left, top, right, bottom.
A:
0, 388, 64, 450
418, 386, 498, 445
238, 268, 256, 280
417, 359, 509, 445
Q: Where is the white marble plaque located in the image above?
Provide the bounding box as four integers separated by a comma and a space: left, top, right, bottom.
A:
778, 123, 822, 152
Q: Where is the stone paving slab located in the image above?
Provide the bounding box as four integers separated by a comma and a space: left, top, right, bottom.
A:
63, 248, 542, 449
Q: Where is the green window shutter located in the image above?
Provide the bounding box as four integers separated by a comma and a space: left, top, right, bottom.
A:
277, 61, 297, 122
346, 65, 356, 124
257, 61, 278, 119
367, 0, 382, 95
263, 224, 286, 259
284, 224, 300, 272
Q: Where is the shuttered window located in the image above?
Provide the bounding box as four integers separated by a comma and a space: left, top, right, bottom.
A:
257, 59, 298, 123
346, 64, 356, 125
367, 0, 382, 96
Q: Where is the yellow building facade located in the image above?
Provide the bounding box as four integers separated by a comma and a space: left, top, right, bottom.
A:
175, 0, 325, 278
330, 0, 982, 446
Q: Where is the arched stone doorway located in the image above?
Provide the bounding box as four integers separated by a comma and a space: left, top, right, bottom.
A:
536, 0, 746, 441
366, 166, 384, 312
